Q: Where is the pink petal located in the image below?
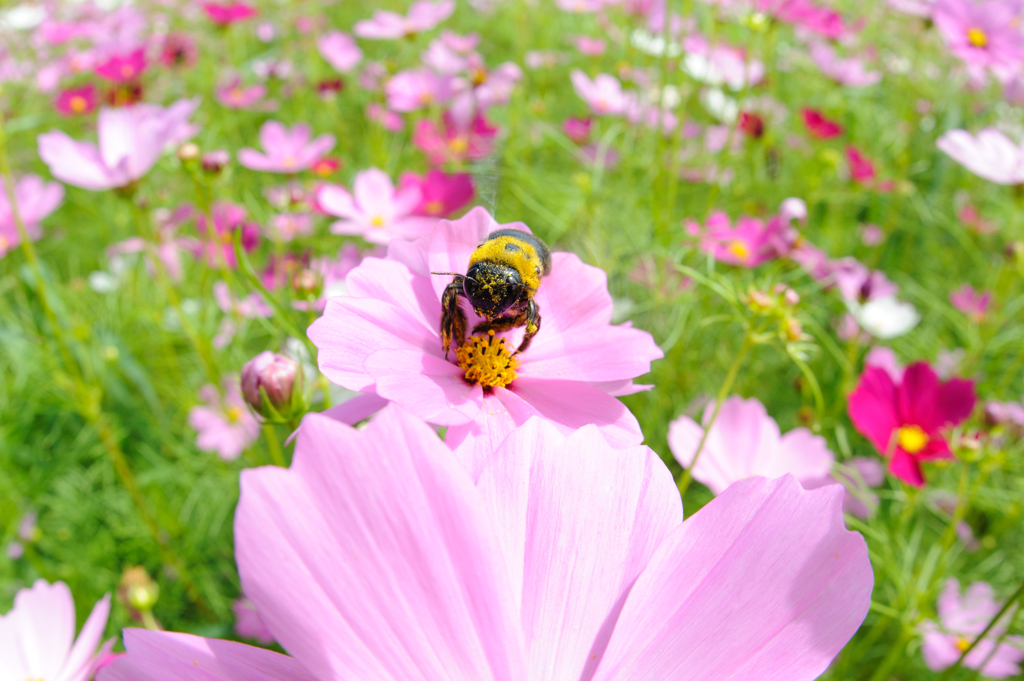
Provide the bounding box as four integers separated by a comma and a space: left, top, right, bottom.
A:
593, 476, 872, 681
477, 418, 681, 681
848, 366, 900, 454
237, 149, 280, 172
58, 593, 111, 681
1, 580, 76, 681
352, 168, 397, 219
344, 258, 441, 329
447, 391, 545, 480
37, 132, 117, 190
364, 348, 483, 425
258, 120, 290, 155
234, 407, 526, 680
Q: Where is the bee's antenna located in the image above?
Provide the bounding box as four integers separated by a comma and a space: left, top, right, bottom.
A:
430, 271, 462, 276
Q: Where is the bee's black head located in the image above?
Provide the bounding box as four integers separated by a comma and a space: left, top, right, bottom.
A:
463, 261, 524, 320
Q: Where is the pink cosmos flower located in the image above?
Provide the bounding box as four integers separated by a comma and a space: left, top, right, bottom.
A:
575, 36, 607, 56
802, 108, 844, 138
107, 206, 199, 282
921, 579, 1024, 678
809, 42, 882, 87
188, 378, 260, 461
308, 208, 663, 478
0, 174, 64, 258
986, 398, 1024, 428
317, 168, 437, 244
0, 579, 112, 681
317, 31, 362, 72
937, 129, 1024, 185
385, 68, 455, 112
365, 102, 405, 132
950, 284, 991, 322
932, 0, 1024, 82
238, 120, 336, 174
829, 258, 899, 303
447, 58, 522, 127
37, 98, 200, 191
100, 406, 872, 681
203, 2, 258, 25
669, 395, 835, 495
413, 112, 498, 164
55, 84, 97, 116
268, 212, 313, 242
94, 48, 146, 83
760, 0, 846, 37
846, 146, 877, 183
681, 35, 767, 90
215, 77, 270, 110
685, 208, 793, 267
159, 33, 198, 68
861, 223, 885, 245
570, 70, 629, 115
214, 281, 272, 319
564, 116, 592, 143
400, 169, 475, 217
233, 597, 275, 645
848, 362, 975, 486
959, 202, 998, 234
193, 201, 261, 268
354, 0, 455, 39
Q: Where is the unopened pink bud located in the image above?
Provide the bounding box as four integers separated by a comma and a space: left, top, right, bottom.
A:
241, 351, 301, 416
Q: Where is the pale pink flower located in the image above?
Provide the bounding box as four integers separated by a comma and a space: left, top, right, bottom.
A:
865, 346, 903, 384
354, 0, 455, 39
268, 212, 313, 242
809, 42, 881, 87
921, 579, 1024, 678
831, 457, 886, 519
861, 223, 885, 245
447, 59, 522, 126
214, 281, 272, 319
317, 31, 362, 72
37, 98, 200, 191
215, 76, 270, 110
933, 0, 1024, 82
365, 102, 405, 131
316, 168, 436, 244
413, 112, 498, 164
950, 284, 991, 322
232, 597, 275, 645
188, 378, 260, 461
570, 69, 629, 115
669, 395, 835, 495
308, 208, 663, 478
0, 579, 112, 681
574, 35, 607, 56
829, 258, 899, 303
385, 68, 455, 112
422, 38, 469, 75
238, 120, 336, 174
106, 206, 199, 282
937, 128, 1024, 185
0, 174, 64, 257
100, 407, 872, 681
557, 0, 604, 11
682, 35, 766, 90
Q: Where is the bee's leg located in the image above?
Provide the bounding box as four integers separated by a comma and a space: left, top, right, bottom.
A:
471, 315, 522, 336
441, 277, 467, 360
516, 299, 542, 354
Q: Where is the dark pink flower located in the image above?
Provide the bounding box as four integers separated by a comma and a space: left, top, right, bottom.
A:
847, 362, 975, 486
238, 120, 336, 174
413, 112, 498, 165
846, 146, 877, 183
202, 2, 258, 25
685, 208, 793, 267
949, 284, 991, 322
802, 108, 844, 139
400, 170, 474, 217
933, 0, 1024, 83
94, 48, 146, 83
54, 84, 97, 116
159, 33, 198, 68
194, 201, 261, 268
563, 117, 592, 144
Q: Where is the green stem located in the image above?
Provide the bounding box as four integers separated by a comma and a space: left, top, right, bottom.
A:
937, 577, 1024, 681
264, 424, 286, 467
677, 333, 753, 497
865, 630, 910, 681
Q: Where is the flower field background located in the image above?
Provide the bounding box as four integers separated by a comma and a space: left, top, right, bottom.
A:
1, 0, 1024, 678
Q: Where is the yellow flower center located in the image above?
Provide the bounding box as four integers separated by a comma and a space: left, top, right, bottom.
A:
728, 240, 750, 260
471, 68, 488, 86
967, 27, 988, 47
455, 330, 520, 388
282, 156, 296, 169
897, 424, 929, 454
449, 137, 468, 153
70, 95, 87, 113
956, 637, 972, 652
226, 406, 243, 423
370, 215, 385, 227
423, 200, 444, 215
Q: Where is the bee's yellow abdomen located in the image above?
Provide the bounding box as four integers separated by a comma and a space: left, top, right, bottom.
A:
468, 236, 542, 291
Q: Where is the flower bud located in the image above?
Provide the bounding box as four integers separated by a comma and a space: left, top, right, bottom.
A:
118, 566, 159, 613
241, 351, 303, 419
292, 268, 323, 299
176, 142, 200, 162
202, 149, 230, 174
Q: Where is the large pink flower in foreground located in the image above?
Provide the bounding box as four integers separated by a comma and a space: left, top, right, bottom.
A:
101, 406, 873, 681
308, 207, 663, 477
1, 579, 112, 681
937, 128, 1024, 185
0, 174, 64, 257
848, 362, 975, 487
669, 395, 835, 495
316, 168, 437, 244
921, 579, 1024, 678
37, 99, 199, 191
239, 120, 336, 174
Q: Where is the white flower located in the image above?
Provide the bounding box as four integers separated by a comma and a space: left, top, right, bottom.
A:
700, 88, 738, 123
0, 4, 45, 30
849, 295, 920, 339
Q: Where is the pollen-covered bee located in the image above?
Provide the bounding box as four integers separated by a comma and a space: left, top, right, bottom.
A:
437, 229, 552, 358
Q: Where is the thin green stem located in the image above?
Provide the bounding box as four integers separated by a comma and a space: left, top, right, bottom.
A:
865, 630, 910, 681
264, 424, 286, 467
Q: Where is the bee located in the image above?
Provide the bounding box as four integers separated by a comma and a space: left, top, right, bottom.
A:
437, 229, 552, 359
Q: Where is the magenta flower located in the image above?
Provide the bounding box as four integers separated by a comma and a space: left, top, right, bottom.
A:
101, 407, 872, 681
570, 69, 629, 115
0, 174, 64, 257
802, 108, 844, 138
400, 169, 474, 217
38, 99, 200, 191
94, 48, 146, 83
0, 579, 111, 681
233, 597, 275, 645
846, 146, 877, 183
354, 0, 455, 39
238, 120, 336, 174
317, 31, 362, 72
950, 284, 991, 322
937, 129, 1024, 185
757, 0, 845, 37
809, 42, 881, 87
669, 395, 835, 495
202, 2, 258, 25
413, 112, 498, 165
193, 201, 261, 269
933, 0, 1024, 82
848, 362, 975, 486
685, 210, 790, 267
215, 77, 270, 110
564, 116, 592, 143
316, 168, 436, 244
55, 84, 97, 116
921, 579, 1024, 678
308, 208, 662, 477
188, 378, 260, 461
385, 68, 455, 112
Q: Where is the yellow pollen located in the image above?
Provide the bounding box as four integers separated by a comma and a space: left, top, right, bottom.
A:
120, 64, 135, 78
282, 156, 296, 169
70, 95, 87, 113
471, 68, 488, 86
955, 637, 972, 652
455, 330, 520, 388
967, 27, 988, 47
728, 240, 750, 260
370, 215, 385, 227
897, 425, 929, 454
423, 200, 444, 215
449, 137, 468, 153
226, 406, 243, 422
